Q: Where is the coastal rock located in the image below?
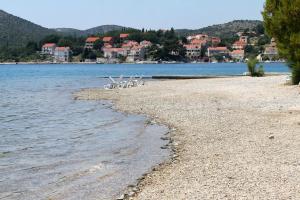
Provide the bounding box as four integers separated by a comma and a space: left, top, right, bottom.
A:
116, 194, 125, 200
160, 137, 169, 140
269, 135, 275, 140
128, 191, 135, 197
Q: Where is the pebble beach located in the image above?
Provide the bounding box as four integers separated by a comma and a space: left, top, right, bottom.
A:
75, 76, 300, 199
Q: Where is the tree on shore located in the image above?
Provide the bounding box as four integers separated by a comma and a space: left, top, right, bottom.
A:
262, 0, 300, 84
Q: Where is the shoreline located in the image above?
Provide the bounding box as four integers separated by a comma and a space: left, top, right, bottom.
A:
0, 61, 287, 65
75, 76, 300, 199
74, 96, 179, 200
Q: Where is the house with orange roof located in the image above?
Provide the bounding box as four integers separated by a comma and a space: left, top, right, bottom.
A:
122, 41, 139, 49
187, 34, 209, 42
190, 39, 206, 46
54, 47, 71, 62
120, 33, 129, 39
103, 47, 127, 59
184, 44, 202, 60
127, 45, 146, 62
263, 38, 279, 60
103, 37, 114, 44
85, 37, 101, 49
42, 43, 57, 55
232, 36, 248, 50
207, 47, 229, 57
232, 40, 247, 50
103, 43, 113, 48
230, 50, 245, 61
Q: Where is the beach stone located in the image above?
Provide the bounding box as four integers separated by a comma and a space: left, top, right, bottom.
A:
269, 135, 275, 139
160, 137, 169, 140
116, 194, 125, 200
128, 191, 135, 197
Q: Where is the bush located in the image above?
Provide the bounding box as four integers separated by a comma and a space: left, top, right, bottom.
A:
247, 58, 265, 77
290, 62, 300, 85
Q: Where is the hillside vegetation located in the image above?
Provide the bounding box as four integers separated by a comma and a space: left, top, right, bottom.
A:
176, 20, 263, 38
0, 10, 130, 48
0, 10, 55, 48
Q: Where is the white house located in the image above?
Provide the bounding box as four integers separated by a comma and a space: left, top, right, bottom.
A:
207, 47, 229, 57
54, 47, 71, 62
230, 50, 245, 61
126, 45, 145, 62
42, 43, 56, 55
184, 44, 202, 60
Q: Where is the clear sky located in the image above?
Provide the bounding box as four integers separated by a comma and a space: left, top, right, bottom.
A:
0, 0, 265, 30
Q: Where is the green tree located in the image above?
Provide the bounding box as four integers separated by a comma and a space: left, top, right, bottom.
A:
57, 38, 73, 47
263, 0, 300, 84
40, 35, 60, 46
93, 40, 104, 51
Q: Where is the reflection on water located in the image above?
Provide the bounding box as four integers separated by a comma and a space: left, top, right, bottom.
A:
0, 67, 169, 200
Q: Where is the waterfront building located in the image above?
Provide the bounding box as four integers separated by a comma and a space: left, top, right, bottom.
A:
54, 47, 71, 62
127, 45, 146, 62
207, 47, 229, 57
85, 37, 101, 49
120, 33, 129, 41
263, 38, 279, 60
230, 50, 245, 61
232, 36, 248, 50
184, 44, 202, 60
103, 48, 127, 59
41, 43, 56, 55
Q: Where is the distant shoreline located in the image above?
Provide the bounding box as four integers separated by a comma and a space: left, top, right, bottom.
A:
0, 61, 287, 65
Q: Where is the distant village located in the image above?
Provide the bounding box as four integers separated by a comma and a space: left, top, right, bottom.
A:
41, 31, 280, 64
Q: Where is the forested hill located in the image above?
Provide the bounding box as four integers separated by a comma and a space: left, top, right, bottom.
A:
54, 25, 128, 36
176, 20, 264, 37
0, 10, 56, 48
0, 10, 130, 48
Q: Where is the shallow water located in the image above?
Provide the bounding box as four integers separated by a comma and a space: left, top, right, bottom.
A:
0, 67, 170, 200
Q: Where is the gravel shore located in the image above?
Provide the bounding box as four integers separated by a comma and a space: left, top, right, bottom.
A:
75, 76, 300, 200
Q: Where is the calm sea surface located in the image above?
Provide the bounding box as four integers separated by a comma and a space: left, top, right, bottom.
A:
0, 63, 289, 200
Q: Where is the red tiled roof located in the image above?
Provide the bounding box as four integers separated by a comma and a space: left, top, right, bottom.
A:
103, 47, 125, 52
208, 47, 228, 51
122, 41, 139, 48
55, 47, 70, 51
120, 34, 129, 38
191, 39, 206, 45
233, 41, 247, 46
184, 44, 201, 49
104, 43, 113, 48
86, 37, 100, 43
103, 37, 113, 42
42, 43, 56, 48
231, 50, 244, 55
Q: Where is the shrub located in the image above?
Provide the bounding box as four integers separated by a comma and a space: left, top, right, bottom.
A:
247, 58, 265, 77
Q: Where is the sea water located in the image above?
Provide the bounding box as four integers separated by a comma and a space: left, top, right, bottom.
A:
0, 65, 171, 200
0, 63, 289, 199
